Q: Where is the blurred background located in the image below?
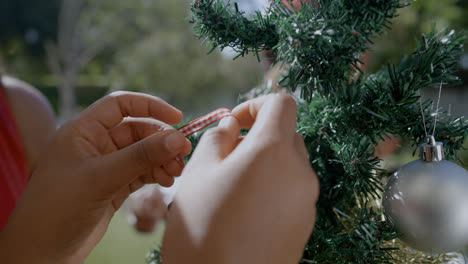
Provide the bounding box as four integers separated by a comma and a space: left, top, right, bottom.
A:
0, 0, 467, 263
0, 0, 264, 123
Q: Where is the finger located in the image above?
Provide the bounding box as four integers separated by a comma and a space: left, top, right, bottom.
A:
135, 208, 167, 233
109, 118, 192, 155
129, 178, 146, 194
235, 136, 245, 148
79, 91, 183, 130
163, 159, 184, 177
153, 167, 175, 187
231, 94, 297, 141
135, 217, 157, 233
109, 118, 175, 149
112, 177, 154, 210
294, 133, 309, 160
141, 172, 157, 184
189, 116, 240, 163
135, 207, 167, 233
113, 184, 136, 210
132, 188, 167, 233
96, 129, 188, 192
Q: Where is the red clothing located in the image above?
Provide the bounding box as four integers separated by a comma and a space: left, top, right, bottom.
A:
0, 82, 28, 232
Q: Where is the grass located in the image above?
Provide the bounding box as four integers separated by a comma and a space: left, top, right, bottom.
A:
85, 210, 165, 264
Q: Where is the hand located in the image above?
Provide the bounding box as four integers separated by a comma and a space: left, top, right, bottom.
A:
0, 92, 191, 264
163, 94, 319, 264
126, 185, 169, 233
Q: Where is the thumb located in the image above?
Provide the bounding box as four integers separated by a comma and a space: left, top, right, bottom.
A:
94, 130, 190, 192
189, 116, 240, 164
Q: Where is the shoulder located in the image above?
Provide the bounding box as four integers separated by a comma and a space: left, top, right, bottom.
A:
2, 76, 53, 115
2, 75, 56, 173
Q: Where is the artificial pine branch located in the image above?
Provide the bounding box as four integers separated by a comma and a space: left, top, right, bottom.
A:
295, 30, 468, 262
191, 0, 406, 98
148, 1, 468, 263
190, 0, 278, 59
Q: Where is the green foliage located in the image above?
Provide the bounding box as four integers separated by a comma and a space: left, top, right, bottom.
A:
275, 0, 407, 100
0, 0, 60, 89
190, 0, 278, 59
1, 0, 262, 115
191, 0, 407, 100
173, 0, 468, 263
0, 0, 60, 49
75, 0, 262, 113
145, 248, 163, 264
295, 30, 468, 263
368, 0, 468, 71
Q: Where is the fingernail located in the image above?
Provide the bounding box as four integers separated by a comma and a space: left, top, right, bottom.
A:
218, 116, 237, 128
176, 156, 185, 167
165, 132, 184, 153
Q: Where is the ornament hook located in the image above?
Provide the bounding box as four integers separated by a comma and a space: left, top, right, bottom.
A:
426, 135, 437, 146
420, 135, 445, 162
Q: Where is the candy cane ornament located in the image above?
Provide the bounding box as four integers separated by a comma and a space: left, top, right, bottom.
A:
175, 107, 232, 165
177, 107, 231, 137
160, 108, 232, 207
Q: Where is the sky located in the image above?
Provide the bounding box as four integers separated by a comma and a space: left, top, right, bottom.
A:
230, 0, 269, 14
219, 0, 269, 58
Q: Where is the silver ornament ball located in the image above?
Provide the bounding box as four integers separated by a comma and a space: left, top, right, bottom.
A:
383, 136, 468, 254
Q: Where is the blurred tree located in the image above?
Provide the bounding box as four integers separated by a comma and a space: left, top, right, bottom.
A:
1, 0, 262, 119
44, 0, 140, 120
0, 0, 59, 51
368, 0, 468, 71
107, 0, 261, 114
0, 0, 59, 75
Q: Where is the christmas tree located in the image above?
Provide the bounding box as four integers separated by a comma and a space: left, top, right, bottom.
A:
148, 0, 468, 263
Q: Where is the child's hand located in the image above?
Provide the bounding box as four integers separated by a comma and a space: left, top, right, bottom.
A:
126, 185, 169, 233
0, 92, 191, 264
163, 94, 319, 264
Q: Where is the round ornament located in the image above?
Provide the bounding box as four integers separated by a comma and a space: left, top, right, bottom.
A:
383, 136, 468, 254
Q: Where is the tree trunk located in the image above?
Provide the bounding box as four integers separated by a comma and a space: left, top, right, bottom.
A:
58, 76, 76, 122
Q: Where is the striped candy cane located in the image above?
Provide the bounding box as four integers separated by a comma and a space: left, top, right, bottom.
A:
178, 107, 231, 137
176, 107, 232, 165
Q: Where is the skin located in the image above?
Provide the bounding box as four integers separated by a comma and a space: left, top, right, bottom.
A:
0, 92, 192, 264
124, 118, 186, 233
1, 76, 56, 174
127, 185, 168, 233
129, 0, 319, 235
162, 94, 320, 264
0, 92, 319, 264
2, 76, 162, 232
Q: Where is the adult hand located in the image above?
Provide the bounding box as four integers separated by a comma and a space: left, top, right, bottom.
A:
163, 94, 319, 264
0, 92, 191, 264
